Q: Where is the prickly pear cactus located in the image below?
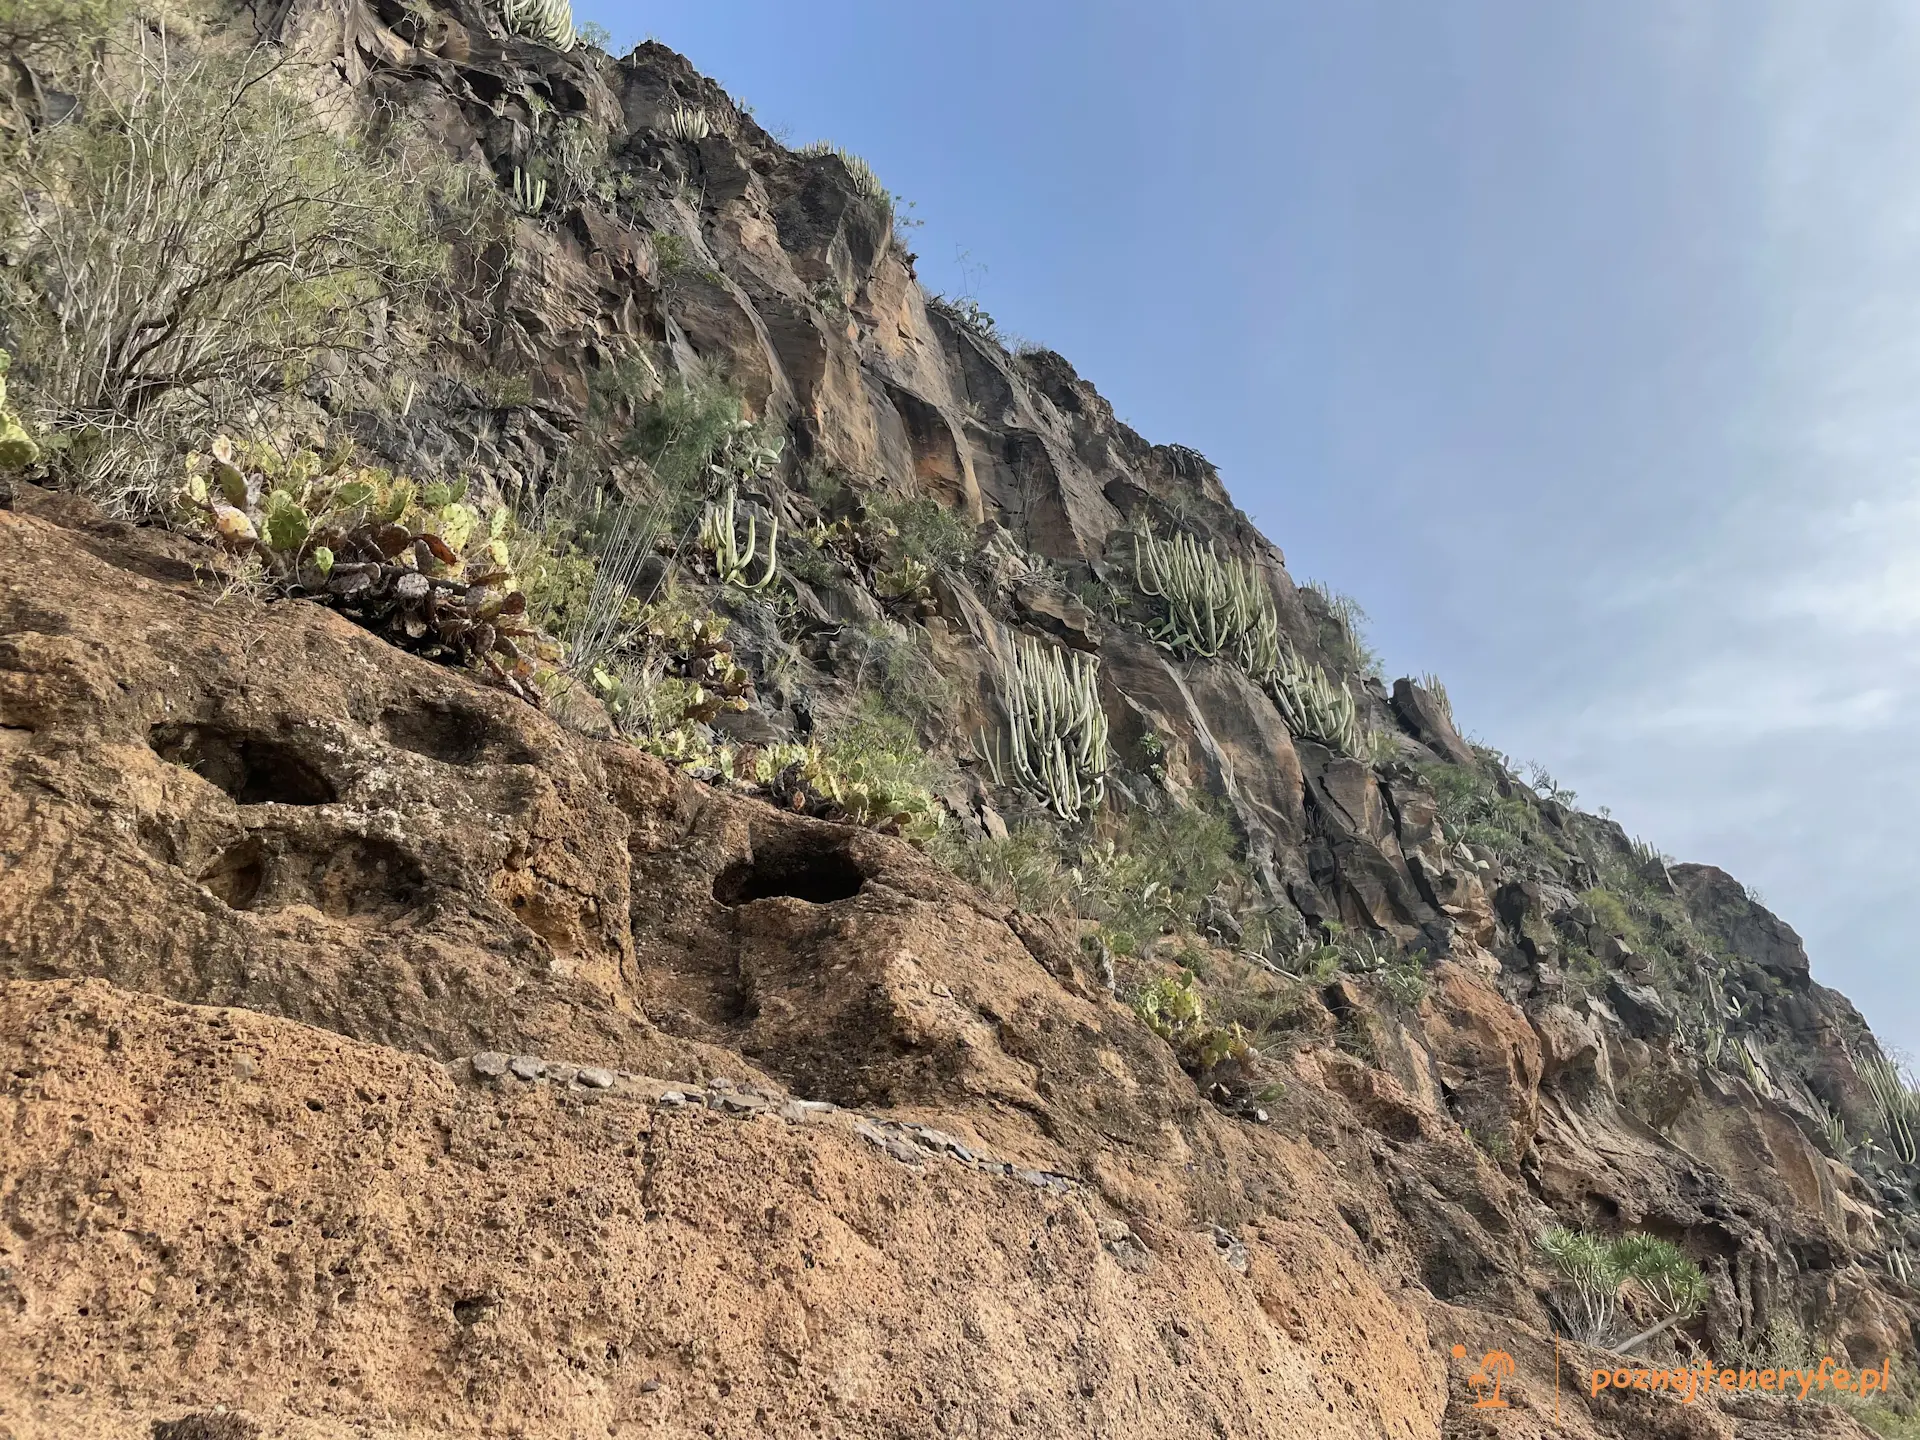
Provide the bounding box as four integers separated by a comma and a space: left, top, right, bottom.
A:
177, 435, 553, 702
0, 352, 40, 472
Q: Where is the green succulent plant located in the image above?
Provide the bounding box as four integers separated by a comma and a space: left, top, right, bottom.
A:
0, 351, 40, 472
512, 164, 548, 215
996, 630, 1109, 821
876, 556, 936, 610
178, 435, 549, 700
1610, 1234, 1709, 1324
798, 142, 893, 217
756, 739, 942, 843
496, 0, 574, 50
1857, 1050, 1919, 1165
662, 105, 712, 142
1132, 520, 1277, 668
699, 487, 780, 591
1269, 644, 1359, 756
1134, 970, 1252, 1075
1538, 1226, 1707, 1348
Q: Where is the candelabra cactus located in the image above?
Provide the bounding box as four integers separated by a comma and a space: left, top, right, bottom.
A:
999, 631, 1109, 820
699, 487, 780, 591
1269, 645, 1359, 756
1858, 1050, 1919, 1165
512, 165, 548, 215
0, 351, 39, 472
662, 106, 713, 142
1132, 520, 1280, 679
496, 0, 575, 50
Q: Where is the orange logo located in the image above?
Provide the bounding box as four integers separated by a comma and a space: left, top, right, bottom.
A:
1454, 1344, 1515, 1409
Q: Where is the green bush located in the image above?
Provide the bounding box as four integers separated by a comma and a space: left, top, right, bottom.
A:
817, 699, 945, 806
1415, 760, 1536, 858
1134, 970, 1250, 1074
840, 618, 955, 726
4, 36, 444, 510
932, 825, 1075, 916
1539, 1226, 1707, 1346
1304, 580, 1382, 680
870, 494, 975, 574
1581, 886, 1641, 947
0, 352, 38, 471
623, 377, 778, 501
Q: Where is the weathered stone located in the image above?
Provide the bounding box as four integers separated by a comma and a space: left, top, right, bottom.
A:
1673, 864, 1814, 981
1606, 978, 1677, 1041
1389, 679, 1476, 767
1211, 1227, 1252, 1276
0, 9, 1911, 1432
1012, 579, 1100, 652
1494, 881, 1560, 968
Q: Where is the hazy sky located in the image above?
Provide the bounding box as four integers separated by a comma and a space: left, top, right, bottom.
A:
582, 1, 1920, 1053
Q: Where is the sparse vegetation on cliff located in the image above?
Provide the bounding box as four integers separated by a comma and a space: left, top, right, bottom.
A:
6, 12, 1920, 1435
3, 35, 444, 511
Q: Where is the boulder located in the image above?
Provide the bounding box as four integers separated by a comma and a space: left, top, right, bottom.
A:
1389, 678, 1476, 767
1673, 863, 1814, 982
1605, 978, 1678, 1041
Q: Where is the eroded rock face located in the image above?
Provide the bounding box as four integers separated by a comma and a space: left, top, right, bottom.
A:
1674, 864, 1813, 983
0, 492, 1891, 1440
0, 4, 1913, 1436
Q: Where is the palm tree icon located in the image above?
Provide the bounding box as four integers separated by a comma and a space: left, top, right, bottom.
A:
1453, 1345, 1515, 1409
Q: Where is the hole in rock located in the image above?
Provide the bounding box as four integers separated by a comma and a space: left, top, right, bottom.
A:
199, 839, 265, 910
713, 842, 867, 907
308, 838, 427, 922
149, 724, 337, 806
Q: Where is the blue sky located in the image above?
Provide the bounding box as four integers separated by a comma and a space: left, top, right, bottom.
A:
582, 2, 1920, 1054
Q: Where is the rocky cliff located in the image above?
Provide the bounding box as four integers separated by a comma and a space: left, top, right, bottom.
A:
1, 3, 1916, 1438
